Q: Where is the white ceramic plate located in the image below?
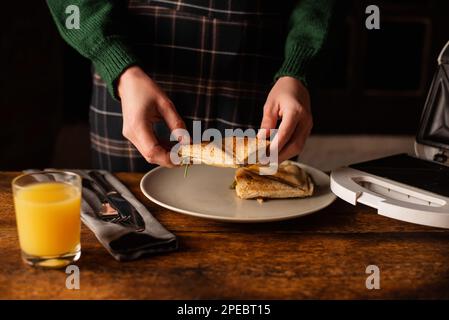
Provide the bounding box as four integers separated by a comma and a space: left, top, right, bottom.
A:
140, 162, 336, 223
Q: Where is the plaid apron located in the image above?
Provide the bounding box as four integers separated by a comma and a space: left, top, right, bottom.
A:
90, 0, 294, 171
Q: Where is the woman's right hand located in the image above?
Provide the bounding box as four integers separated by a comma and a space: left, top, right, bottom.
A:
117, 66, 186, 167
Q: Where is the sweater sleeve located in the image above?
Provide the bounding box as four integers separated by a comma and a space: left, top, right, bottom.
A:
46, 0, 138, 99
275, 0, 335, 85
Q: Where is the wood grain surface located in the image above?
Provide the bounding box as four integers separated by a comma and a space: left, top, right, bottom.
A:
1, 172, 448, 299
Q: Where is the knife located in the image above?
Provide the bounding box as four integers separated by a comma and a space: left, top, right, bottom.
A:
82, 178, 120, 220
88, 171, 145, 231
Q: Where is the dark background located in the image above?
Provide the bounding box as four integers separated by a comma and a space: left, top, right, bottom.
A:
1, 0, 448, 170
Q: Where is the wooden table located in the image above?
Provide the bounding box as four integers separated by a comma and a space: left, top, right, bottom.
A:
1, 171, 449, 299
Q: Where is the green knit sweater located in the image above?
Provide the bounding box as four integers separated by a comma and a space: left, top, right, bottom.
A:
47, 0, 334, 99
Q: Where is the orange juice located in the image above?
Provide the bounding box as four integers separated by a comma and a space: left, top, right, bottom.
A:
14, 182, 81, 257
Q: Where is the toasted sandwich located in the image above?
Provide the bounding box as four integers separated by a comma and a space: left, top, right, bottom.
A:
178, 136, 270, 168
234, 161, 314, 199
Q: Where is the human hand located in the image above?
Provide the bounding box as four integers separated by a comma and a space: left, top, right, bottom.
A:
118, 66, 186, 167
258, 76, 313, 163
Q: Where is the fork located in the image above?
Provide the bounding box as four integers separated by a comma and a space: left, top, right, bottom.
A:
82, 179, 131, 223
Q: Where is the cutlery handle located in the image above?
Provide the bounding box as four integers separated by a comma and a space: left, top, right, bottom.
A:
89, 171, 116, 195
83, 179, 106, 202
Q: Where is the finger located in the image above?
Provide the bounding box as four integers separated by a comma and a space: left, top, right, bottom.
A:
278, 120, 312, 162
143, 145, 174, 168
134, 123, 174, 167
158, 100, 187, 142
270, 108, 299, 157
257, 102, 278, 139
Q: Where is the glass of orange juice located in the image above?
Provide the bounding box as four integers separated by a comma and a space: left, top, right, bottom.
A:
12, 171, 82, 268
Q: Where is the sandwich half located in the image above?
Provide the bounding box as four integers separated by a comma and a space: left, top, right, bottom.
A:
234, 161, 314, 199
179, 136, 269, 168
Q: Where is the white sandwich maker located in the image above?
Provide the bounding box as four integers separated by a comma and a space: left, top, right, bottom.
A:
330, 42, 449, 229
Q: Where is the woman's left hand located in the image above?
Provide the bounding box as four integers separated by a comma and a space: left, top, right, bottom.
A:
258, 76, 313, 163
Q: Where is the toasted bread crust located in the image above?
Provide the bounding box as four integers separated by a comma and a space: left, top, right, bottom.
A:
179, 137, 269, 168
234, 162, 314, 199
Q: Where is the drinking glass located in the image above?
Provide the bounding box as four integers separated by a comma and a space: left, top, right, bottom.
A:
12, 171, 82, 268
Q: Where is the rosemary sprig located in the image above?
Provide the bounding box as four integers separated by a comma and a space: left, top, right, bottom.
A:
184, 163, 190, 178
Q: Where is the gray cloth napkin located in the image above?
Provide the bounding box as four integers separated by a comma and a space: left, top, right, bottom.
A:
24, 169, 178, 261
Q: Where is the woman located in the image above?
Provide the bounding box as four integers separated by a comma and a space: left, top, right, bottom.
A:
47, 0, 334, 171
